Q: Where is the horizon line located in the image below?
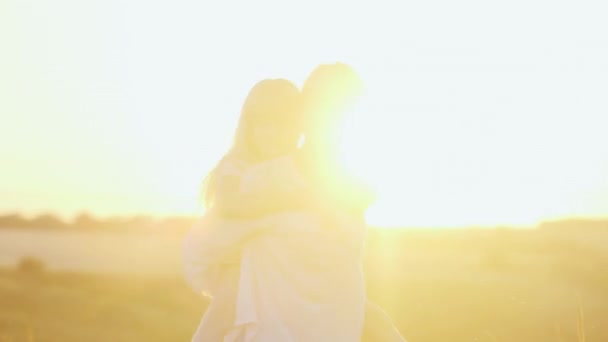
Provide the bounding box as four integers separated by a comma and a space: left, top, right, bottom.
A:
1, 210, 607, 230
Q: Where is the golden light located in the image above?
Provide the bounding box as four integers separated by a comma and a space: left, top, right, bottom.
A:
335, 84, 607, 228
116, 66, 607, 229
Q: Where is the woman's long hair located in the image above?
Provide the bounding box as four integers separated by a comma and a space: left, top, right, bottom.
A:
201, 79, 301, 209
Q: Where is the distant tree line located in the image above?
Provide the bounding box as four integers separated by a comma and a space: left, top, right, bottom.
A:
538, 218, 608, 232
0, 212, 198, 232
0, 212, 606, 233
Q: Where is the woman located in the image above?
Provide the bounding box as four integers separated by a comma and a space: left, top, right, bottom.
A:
298, 63, 406, 342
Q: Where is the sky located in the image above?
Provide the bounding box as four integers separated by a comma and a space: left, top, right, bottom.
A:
1, 0, 607, 227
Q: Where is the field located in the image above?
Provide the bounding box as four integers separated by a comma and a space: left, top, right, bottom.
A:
1, 223, 607, 341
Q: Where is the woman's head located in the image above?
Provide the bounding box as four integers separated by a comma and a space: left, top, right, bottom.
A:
301, 63, 363, 133
300, 63, 364, 162
300, 64, 373, 213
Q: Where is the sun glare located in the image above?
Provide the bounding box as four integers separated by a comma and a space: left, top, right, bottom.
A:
119, 69, 607, 230
335, 87, 606, 229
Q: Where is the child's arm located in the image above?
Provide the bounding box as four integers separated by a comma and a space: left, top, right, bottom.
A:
183, 215, 266, 296
215, 159, 318, 218
213, 174, 314, 218
190, 264, 239, 341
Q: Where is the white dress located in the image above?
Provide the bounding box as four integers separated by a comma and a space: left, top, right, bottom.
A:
183, 156, 366, 342
226, 213, 366, 342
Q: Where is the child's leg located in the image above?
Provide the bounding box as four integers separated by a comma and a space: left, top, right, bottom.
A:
191, 266, 239, 342
361, 300, 407, 342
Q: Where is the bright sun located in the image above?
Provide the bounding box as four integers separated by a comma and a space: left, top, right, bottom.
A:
336, 93, 605, 229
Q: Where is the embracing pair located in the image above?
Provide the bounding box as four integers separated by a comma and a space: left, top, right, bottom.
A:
183, 63, 406, 342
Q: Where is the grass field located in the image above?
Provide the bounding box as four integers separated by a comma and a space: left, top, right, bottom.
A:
0, 226, 607, 341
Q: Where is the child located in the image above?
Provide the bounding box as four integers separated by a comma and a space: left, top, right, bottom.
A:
183, 78, 326, 341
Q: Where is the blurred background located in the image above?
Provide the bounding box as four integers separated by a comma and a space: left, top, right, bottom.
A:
1, 0, 607, 341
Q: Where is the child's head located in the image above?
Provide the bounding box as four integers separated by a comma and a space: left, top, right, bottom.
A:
202, 79, 302, 208
233, 79, 302, 161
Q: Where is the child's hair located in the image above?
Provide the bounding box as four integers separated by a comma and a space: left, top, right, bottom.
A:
201, 78, 301, 209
